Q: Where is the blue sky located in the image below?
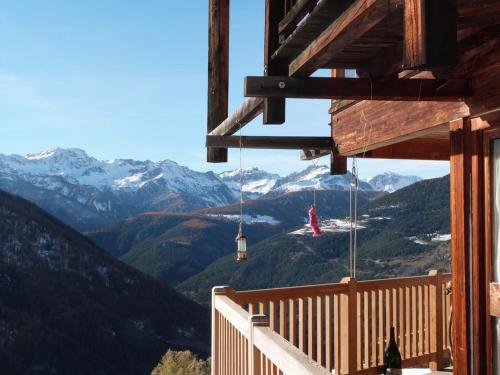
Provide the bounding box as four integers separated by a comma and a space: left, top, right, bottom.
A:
0, 1, 449, 179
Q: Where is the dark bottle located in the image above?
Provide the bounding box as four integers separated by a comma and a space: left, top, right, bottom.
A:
384, 327, 402, 375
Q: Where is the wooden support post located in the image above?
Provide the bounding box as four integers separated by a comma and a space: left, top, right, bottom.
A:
403, 0, 458, 69
207, 0, 229, 162
212, 286, 232, 375
429, 270, 444, 371
449, 118, 472, 375
264, 0, 286, 124
340, 277, 357, 375
249, 314, 269, 375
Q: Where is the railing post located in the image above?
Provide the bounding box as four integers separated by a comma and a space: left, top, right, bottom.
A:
340, 277, 358, 375
212, 286, 231, 375
429, 270, 444, 371
249, 314, 269, 375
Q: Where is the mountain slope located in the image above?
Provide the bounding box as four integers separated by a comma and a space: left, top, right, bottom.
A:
179, 176, 451, 304
88, 189, 383, 285
0, 190, 209, 375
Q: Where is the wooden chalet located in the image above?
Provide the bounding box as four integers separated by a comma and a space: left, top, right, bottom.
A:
206, 0, 500, 374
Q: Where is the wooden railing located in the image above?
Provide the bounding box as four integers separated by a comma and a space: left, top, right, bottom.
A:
212, 270, 451, 375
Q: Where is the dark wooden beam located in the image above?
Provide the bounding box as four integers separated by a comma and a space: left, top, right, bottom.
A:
288, 0, 397, 77
264, 0, 286, 124
206, 135, 334, 150
208, 98, 264, 136
245, 76, 471, 101
278, 0, 317, 37
331, 155, 348, 175
207, 0, 229, 162
403, 0, 458, 69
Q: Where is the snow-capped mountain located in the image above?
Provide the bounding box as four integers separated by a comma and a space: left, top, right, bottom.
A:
0, 148, 423, 230
265, 165, 373, 196
218, 167, 280, 199
368, 172, 422, 193
0, 148, 236, 229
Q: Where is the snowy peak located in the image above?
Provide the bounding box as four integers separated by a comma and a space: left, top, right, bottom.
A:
269, 165, 372, 196
219, 167, 280, 199
368, 172, 422, 193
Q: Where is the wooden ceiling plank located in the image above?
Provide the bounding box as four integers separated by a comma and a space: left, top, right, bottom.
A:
279, 0, 318, 37
288, 0, 401, 77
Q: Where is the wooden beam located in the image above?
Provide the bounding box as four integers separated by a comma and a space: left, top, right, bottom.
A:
332, 100, 470, 155
288, 0, 397, 77
245, 76, 471, 101
264, 0, 286, 124
208, 98, 264, 136
206, 135, 334, 150
273, 0, 353, 63
300, 149, 330, 160
331, 155, 348, 175
207, 0, 229, 162
403, 0, 458, 69
360, 137, 450, 160
278, 0, 317, 37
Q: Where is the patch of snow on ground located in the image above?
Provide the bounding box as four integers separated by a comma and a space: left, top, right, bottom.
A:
408, 236, 428, 245
289, 218, 366, 236
432, 233, 451, 242
207, 214, 280, 225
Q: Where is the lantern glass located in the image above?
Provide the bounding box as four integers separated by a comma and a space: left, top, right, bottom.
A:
236, 235, 247, 261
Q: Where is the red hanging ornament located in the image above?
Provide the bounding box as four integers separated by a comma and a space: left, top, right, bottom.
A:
308, 205, 321, 237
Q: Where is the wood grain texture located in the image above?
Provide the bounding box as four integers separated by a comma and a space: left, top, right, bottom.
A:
403, 0, 458, 69
332, 100, 469, 156
449, 118, 472, 375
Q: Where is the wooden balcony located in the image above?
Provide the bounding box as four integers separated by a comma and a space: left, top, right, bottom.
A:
211, 271, 452, 374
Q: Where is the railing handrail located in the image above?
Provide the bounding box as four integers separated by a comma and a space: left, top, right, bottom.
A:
231, 281, 348, 304
213, 287, 331, 375
230, 273, 451, 304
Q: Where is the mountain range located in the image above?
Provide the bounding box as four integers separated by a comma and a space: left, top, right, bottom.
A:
0, 148, 421, 230
0, 189, 209, 375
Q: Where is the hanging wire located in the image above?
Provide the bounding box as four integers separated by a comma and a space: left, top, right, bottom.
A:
239, 122, 244, 225
311, 158, 318, 208
349, 78, 373, 278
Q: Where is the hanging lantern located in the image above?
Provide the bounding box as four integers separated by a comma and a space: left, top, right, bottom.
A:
235, 222, 247, 261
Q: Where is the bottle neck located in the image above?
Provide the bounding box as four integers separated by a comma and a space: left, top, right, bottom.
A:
389, 327, 396, 343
